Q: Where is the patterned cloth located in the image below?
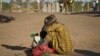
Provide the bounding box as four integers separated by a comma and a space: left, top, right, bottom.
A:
44, 22, 73, 54
32, 44, 54, 56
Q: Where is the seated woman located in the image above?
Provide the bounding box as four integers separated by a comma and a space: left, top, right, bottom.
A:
40, 15, 73, 55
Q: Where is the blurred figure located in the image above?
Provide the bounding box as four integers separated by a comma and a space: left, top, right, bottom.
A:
0, 15, 15, 23
92, 0, 99, 12
58, 0, 63, 12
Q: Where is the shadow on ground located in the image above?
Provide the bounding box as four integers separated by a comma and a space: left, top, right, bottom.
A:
74, 49, 100, 56
70, 12, 100, 17
1, 44, 100, 56
71, 12, 100, 15
1, 44, 31, 56
93, 15, 100, 17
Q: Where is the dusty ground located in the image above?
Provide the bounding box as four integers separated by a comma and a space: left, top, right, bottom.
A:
0, 11, 100, 56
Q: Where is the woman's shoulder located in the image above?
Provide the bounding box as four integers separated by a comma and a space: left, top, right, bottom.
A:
50, 22, 65, 29
54, 22, 65, 26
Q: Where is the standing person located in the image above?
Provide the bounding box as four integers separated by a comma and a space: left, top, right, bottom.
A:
92, 0, 96, 12
95, 0, 99, 12
37, 0, 40, 12
40, 15, 73, 55
92, 0, 99, 12
40, 0, 45, 12
58, 0, 64, 12
63, 0, 74, 14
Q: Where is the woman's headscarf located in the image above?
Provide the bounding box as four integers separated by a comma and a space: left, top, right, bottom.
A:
42, 15, 57, 31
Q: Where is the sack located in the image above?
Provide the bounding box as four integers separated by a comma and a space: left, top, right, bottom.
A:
32, 44, 54, 56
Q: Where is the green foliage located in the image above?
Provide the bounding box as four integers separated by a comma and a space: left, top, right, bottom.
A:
98, 3, 100, 6
31, 1, 38, 9
2, 2, 10, 10
73, 2, 93, 12
19, 1, 38, 9
22, 2, 27, 8
16, 0, 23, 6
74, 2, 82, 12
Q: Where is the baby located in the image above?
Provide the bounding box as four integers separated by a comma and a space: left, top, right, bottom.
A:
31, 33, 44, 48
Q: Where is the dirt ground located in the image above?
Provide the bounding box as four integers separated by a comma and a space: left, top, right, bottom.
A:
0, 11, 100, 56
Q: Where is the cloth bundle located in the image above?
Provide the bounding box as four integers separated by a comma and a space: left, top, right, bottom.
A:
32, 44, 54, 56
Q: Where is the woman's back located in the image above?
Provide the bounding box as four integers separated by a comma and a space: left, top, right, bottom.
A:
45, 22, 73, 54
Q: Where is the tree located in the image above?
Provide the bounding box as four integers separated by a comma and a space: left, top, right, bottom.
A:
16, 0, 23, 7
2, 2, 10, 10
0, 0, 2, 10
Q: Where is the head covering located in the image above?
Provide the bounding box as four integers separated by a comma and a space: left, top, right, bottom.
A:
44, 15, 57, 25
42, 14, 57, 31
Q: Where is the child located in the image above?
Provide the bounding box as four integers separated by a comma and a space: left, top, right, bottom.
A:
31, 33, 54, 56
31, 33, 44, 48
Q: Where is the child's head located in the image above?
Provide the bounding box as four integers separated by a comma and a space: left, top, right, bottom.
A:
31, 33, 39, 37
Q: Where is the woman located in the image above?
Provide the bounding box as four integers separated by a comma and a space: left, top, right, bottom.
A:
40, 15, 73, 55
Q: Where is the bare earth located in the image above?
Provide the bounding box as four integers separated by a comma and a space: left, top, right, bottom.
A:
0, 11, 100, 56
